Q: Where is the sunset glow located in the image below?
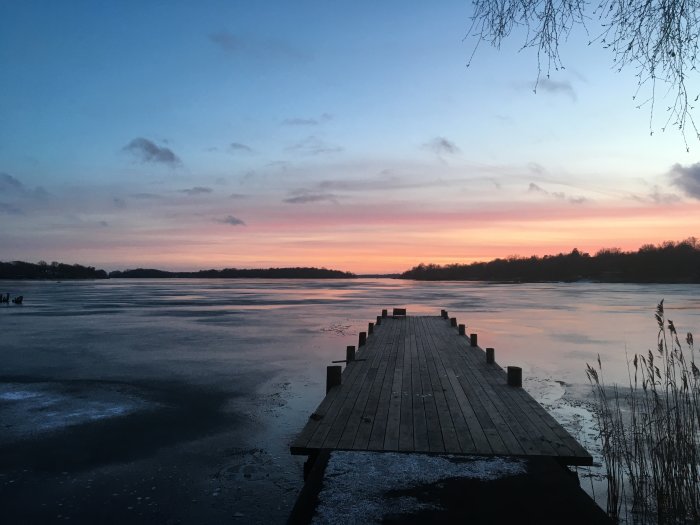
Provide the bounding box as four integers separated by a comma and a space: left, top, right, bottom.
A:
2, 1, 699, 273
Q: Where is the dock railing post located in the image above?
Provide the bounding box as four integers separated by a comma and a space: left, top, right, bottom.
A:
458, 324, 466, 335
376, 315, 382, 326
470, 333, 478, 347
327, 365, 342, 393
359, 331, 367, 347
507, 366, 522, 387
368, 322, 374, 335
450, 317, 457, 327
381, 309, 388, 318
486, 347, 495, 364
442, 310, 449, 319
346, 345, 356, 363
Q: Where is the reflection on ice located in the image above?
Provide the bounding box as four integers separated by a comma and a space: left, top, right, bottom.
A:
0, 382, 150, 443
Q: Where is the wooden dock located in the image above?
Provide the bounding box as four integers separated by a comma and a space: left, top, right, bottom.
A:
290, 311, 592, 466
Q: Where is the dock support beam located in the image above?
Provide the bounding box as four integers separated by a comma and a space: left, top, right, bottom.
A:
486, 347, 495, 364
507, 366, 522, 387
470, 333, 478, 347
346, 345, 355, 363
327, 365, 342, 393
458, 324, 466, 335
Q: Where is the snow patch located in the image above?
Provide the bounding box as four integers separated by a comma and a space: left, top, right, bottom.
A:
313, 452, 527, 524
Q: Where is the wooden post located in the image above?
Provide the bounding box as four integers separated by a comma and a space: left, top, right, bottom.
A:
440, 309, 446, 318
442, 310, 449, 319
368, 322, 374, 335
359, 331, 367, 347
327, 365, 342, 393
450, 317, 457, 327
381, 309, 388, 318
458, 324, 466, 335
346, 345, 356, 363
376, 315, 382, 326
507, 366, 522, 387
486, 347, 495, 364
470, 333, 478, 347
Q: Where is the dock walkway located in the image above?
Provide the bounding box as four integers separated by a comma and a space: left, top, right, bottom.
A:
291, 313, 591, 466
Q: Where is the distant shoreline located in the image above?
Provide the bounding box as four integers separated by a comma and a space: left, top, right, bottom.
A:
0, 262, 357, 280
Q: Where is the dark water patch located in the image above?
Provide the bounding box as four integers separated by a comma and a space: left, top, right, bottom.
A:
0, 377, 238, 473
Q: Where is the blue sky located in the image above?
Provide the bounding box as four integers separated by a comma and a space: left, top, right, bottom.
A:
1, 1, 698, 272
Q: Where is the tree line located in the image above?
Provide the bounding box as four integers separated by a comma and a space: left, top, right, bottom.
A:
108, 267, 356, 279
401, 239, 700, 283
0, 260, 108, 279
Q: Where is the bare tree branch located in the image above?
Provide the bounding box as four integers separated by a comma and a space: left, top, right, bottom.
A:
468, 0, 700, 149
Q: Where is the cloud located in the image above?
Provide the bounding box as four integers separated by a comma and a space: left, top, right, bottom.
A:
528, 182, 547, 194
229, 193, 247, 199
536, 79, 577, 101
130, 192, 162, 199
649, 185, 681, 204
230, 142, 254, 154
669, 162, 700, 198
209, 30, 306, 61
218, 215, 246, 226
287, 136, 342, 155
0, 202, 23, 215
529, 183, 587, 204
283, 191, 339, 204
282, 113, 332, 126
179, 187, 213, 196
423, 137, 460, 156
122, 138, 181, 166
209, 31, 242, 53
113, 197, 127, 209
0, 172, 24, 193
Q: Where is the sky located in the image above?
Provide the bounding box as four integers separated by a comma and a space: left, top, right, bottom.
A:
1, 0, 700, 274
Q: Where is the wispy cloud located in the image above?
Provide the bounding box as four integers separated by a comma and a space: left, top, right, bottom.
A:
423, 137, 460, 156
230, 142, 254, 154
209, 30, 306, 61
648, 185, 681, 204
229, 193, 247, 199
179, 187, 213, 196
528, 182, 547, 194
282, 113, 332, 126
535, 79, 577, 101
218, 215, 246, 226
130, 192, 162, 200
113, 197, 127, 209
669, 162, 700, 199
0, 202, 23, 215
209, 30, 242, 53
123, 138, 181, 167
287, 135, 342, 155
529, 182, 587, 204
283, 191, 338, 204
0, 172, 24, 193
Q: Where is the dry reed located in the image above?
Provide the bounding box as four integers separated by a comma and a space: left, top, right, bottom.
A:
587, 301, 699, 524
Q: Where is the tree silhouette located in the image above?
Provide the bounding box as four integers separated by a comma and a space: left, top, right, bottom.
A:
468, 0, 700, 148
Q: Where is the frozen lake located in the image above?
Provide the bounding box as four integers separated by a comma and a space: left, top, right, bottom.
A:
1, 278, 698, 523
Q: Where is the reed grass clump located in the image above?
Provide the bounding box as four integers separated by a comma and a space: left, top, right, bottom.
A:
587, 301, 699, 524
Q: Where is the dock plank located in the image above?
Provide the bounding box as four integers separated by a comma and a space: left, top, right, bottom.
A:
291, 314, 593, 467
